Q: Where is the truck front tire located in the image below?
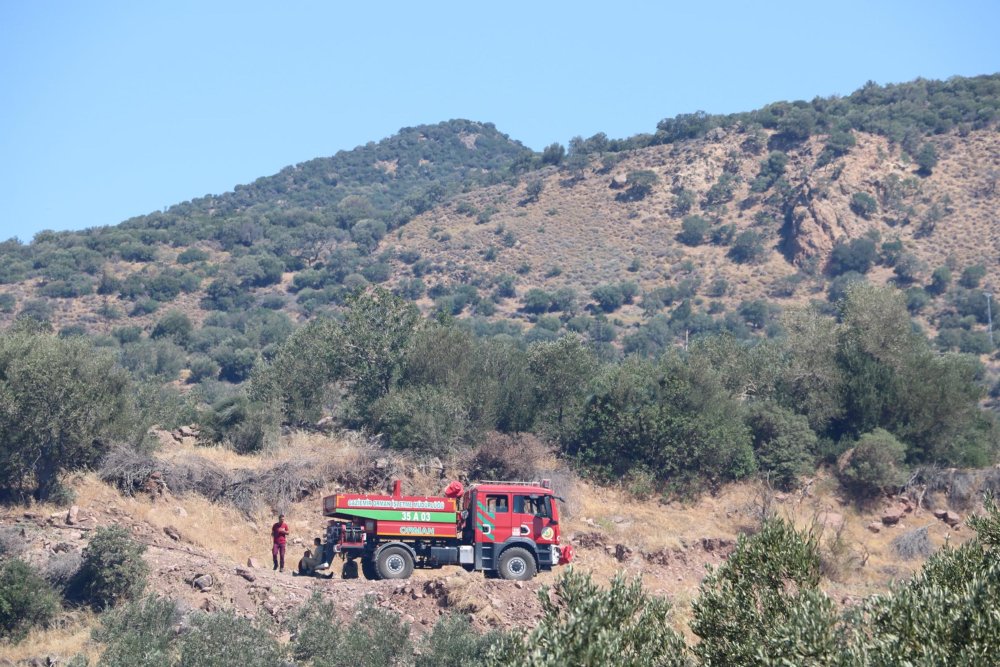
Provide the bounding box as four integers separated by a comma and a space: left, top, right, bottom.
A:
497, 547, 536, 581
376, 546, 414, 580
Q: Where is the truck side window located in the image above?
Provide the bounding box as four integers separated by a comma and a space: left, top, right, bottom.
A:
514, 495, 549, 517
486, 494, 509, 514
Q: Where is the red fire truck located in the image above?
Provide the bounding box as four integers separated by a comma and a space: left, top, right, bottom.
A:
320, 479, 572, 581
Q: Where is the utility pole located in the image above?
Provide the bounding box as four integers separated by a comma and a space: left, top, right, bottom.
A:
986, 292, 994, 347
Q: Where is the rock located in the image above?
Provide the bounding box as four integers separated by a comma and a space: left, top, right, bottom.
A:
881, 508, 905, 525
164, 526, 182, 541
66, 505, 79, 525
944, 511, 962, 527
701, 537, 735, 553
867, 522, 882, 533
52, 542, 73, 553
179, 425, 198, 438
247, 557, 260, 569
236, 567, 256, 582
174, 506, 188, 518
192, 574, 214, 592
613, 544, 633, 562
933, 509, 949, 520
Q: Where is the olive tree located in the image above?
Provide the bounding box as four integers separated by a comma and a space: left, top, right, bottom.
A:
0, 326, 144, 501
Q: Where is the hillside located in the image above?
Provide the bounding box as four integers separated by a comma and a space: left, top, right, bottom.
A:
0, 76, 997, 367
2, 430, 990, 663
3, 73, 1000, 664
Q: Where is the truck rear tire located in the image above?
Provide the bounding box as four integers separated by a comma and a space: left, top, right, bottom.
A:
376, 546, 414, 580
497, 547, 536, 581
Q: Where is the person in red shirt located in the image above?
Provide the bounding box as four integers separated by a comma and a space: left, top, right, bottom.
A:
271, 513, 289, 572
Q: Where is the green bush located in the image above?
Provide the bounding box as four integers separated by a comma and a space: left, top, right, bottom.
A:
677, 215, 710, 246
491, 569, 688, 667
746, 402, 816, 490
838, 428, 907, 499
960, 264, 986, 289
828, 237, 877, 275
288, 592, 340, 665
96, 595, 177, 667
692, 517, 835, 666
0, 559, 60, 642
199, 395, 279, 454
417, 614, 501, 667
179, 610, 286, 667
373, 385, 470, 456
728, 230, 768, 264
591, 284, 625, 313
77, 525, 148, 609
850, 192, 878, 219
0, 330, 144, 501
335, 598, 412, 667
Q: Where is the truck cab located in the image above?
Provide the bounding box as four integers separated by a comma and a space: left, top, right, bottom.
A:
461, 482, 568, 578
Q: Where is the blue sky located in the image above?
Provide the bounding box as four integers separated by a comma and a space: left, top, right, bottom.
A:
1, 1, 997, 242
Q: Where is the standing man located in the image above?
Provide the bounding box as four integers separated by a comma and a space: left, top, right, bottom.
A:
272, 513, 289, 572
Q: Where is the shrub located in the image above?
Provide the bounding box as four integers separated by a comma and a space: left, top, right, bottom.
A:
179, 610, 286, 667
692, 518, 835, 666
495, 569, 688, 666
678, 215, 710, 246
96, 595, 177, 667
417, 613, 501, 667
76, 525, 148, 609
591, 284, 625, 312
373, 386, 470, 456
838, 428, 907, 499
728, 230, 768, 264
850, 192, 878, 219
0, 559, 60, 642
960, 264, 986, 289
335, 598, 412, 667
746, 402, 816, 490
828, 238, 877, 275
915, 142, 938, 175
0, 330, 144, 501
288, 592, 340, 664
928, 266, 952, 295
187, 355, 221, 383
462, 433, 548, 482
199, 395, 279, 454
521, 289, 553, 314
151, 311, 193, 346
177, 247, 209, 264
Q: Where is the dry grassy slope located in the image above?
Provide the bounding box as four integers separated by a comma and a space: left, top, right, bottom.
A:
0, 431, 981, 662
384, 127, 1000, 315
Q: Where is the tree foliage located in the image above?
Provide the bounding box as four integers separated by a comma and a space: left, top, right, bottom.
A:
0, 327, 144, 501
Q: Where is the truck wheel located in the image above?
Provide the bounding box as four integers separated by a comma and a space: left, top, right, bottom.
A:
376, 546, 414, 580
498, 547, 536, 581
362, 558, 380, 580
342, 559, 359, 579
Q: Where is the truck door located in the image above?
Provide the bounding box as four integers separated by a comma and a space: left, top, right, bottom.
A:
513, 493, 556, 545
475, 492, 512, 544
